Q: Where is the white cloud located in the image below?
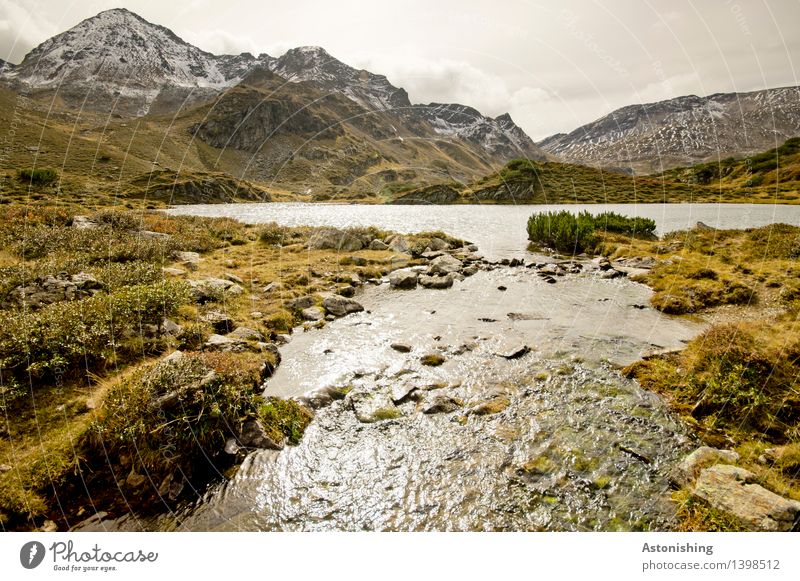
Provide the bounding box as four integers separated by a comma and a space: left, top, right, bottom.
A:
0, 0, 58, 62
180, 28, 260, 56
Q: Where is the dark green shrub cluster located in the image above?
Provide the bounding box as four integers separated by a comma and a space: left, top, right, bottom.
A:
527, 210, 599, 253
592, 212, 656, 237
528, 210, 657, 253
16, 168, 58, 186
0, 281, 188, 382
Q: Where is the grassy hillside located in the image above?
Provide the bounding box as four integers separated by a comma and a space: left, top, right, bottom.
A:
658, 137, 800, 202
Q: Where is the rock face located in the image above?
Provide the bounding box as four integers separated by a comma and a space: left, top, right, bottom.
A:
322, 295, 364, 317
691, 465, 800, 531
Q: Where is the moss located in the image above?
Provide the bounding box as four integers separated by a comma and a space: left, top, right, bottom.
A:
258, 398, 313, 445
372, 407, 402, 421
264, 309, 295, 332
420, 353, 446, 367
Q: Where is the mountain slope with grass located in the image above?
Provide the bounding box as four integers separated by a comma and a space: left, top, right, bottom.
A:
539, 87, 800, 174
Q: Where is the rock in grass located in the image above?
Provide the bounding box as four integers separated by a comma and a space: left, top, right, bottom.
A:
323, 295, 364, 317
670, 446, 740, 487
300, 306, 325, 321
691, 464, 800, 531
420, 353, 445, 366
370, 239, 389, 250
308, 228, 364, 252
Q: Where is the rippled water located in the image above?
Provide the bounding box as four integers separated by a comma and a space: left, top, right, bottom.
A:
155, 265, 701, 532
166, 202, 800, 260
98, 202, 792, 532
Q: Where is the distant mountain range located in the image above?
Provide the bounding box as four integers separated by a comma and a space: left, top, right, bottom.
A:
538, 87, 800, 173
1, 7, 799, 203
0, 8, 543, 198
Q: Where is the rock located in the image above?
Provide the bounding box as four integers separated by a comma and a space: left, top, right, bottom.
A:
419, 273, 454, 289
494, 344, 530, 359
300, 306, 325, 321
223, 273, 244, 284
592, 256, 612, 271
162, 350, 185, 364
470, 395, 511, 416
423, 394, 462, 414
136, 230, 171, 240
286, 295, 315, 310
462, 265, 479, 277
162, 318, 182, 336
538, 263, 560, 275
390, 343, 412, 353
125, 471, 147, 488
239, 419, 284, 450
40, 520, 58, 533
421, 250, 446, 260
204, 334, 246, 352
72, 215, 98, 229
497, 285, 507, 291
309, 228, 363, 252
224, 438, 242, 455
162, 267, 186, 276
369, 239, 389, 251
695, 221, 716, 231
391, 382, 417, 404
429, 254, 463, 275
389, 270, 418, 289
174, 251, 201, 270
599, 268, 626, 279
202, 310, 235, 334
387, 235, 410, 254
70, 272, 102, 290
346, 390, 401, 423
323, 295, 364, 317
420, 353, 446, 366
541, 275, 557, 284
250, 311, 263, 318
228, 326, 262, 341
671, 446, 740, 487
337, 285, 357, 298
0, 463, 11, 473
466, 244, 478, 252
616, 256, 657, 269
507, 312, 548, 321
187, 278, 240, 302
263, 282, 284, 294
428, 237, 450, 251
692, 464, 800, 531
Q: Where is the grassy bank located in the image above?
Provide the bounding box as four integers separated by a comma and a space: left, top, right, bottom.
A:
0, 204, 451, 530
602, 222, 800, 529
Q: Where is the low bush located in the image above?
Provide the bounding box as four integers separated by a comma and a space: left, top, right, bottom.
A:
0, 281, 189, 383
17, 168, 58, 186
527, 210, 655, 254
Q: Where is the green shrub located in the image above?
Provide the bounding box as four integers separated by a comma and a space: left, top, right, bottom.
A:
592, 212, 656, 238
0, 281, 189, 382
258, 222, 288, 245
527, 210, 598, 253
16, 168, 58, 186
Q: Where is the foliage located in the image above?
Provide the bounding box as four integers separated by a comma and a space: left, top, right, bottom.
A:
0, 281, 189, 383
17, 168, 58, 186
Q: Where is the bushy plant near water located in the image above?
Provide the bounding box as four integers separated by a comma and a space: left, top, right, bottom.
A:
527, 210, 655, 253
89, 352, 311, 495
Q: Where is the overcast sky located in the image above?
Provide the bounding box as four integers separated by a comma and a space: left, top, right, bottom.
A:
1, 0, 798, 139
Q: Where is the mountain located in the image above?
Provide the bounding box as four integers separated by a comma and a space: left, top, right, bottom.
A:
539, 87, 800, 173
1, 8, 543, 168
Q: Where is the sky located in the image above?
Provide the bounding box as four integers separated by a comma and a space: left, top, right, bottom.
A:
1, 0, 798, 140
